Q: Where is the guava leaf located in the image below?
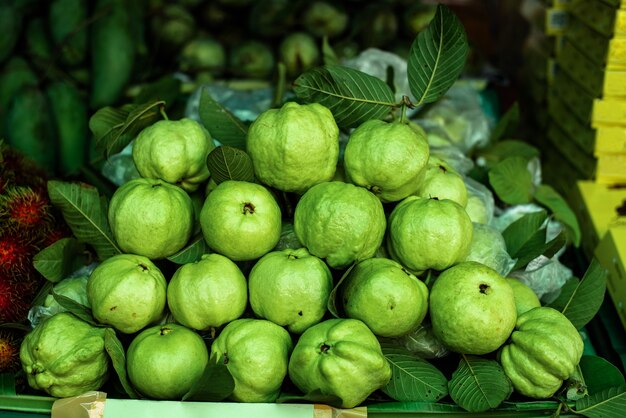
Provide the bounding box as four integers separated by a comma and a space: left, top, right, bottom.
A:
408, 4, 468, 106
381, 343, 448, 403
580, 356, 626, 395
511, 230, 567, 271
534, 184, 581, 247
182, 354, 234, 402
47, 180, 122, 261
322, 36, 339, 66
275, 390, 343, 407
488, 156, 535, 205
550, 258, 607, 330
479, 139, 540, 168
198, 87, 247, 150
0, 372, 16, 396
51, 290, 96, 325
206, 146, 255, 185
167, 234, 210, 265
501, 210, 548, 257
448, 355, 513, 412
133, 75, 181, 106
490, 102, 520, 143
293, 64, 396, 129
327, 263, 356, 318
33, 237, 87, 283
575, 385, 626, 418
104, 328, 139, 399
89, 101, 163, 158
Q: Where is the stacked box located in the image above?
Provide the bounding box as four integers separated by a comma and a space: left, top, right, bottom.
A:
547, 0, 626, 185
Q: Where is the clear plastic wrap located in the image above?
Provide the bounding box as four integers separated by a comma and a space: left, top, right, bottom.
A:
398, 323, 450, 359
464, 223, 516, 277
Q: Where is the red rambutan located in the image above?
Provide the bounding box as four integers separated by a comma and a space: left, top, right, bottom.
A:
0, 274, 37, 323
0, 142, 47, 190
0, 329, 23, 373
0, 232, 39, 278
0, 186, 53, 234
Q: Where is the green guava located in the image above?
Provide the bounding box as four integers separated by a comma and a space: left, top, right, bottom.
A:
293, 181, 386, 269
499, 307, 584, 398
132, 118, 215, 192
387, 196, 473, 274
87, 254, 167, 334
228, 40, 275, 79
248, 247, 333, 334
167, 253, 247, 331
506, 278, 541, 317
127, 323, 209, 400
302, 1, 348, 38
279, 32, 320, 77
246, 101, 339, 194
20, 312, 110, 398
340, 257, 429, 338
344, 119, 430, 202
429, 261, 517, 355
108, 178, 194, 259
413, 156, 468, 207
199, 180, 282, 261
151, 4, 196, 50
179, 35, 226, 75
211, 318, 293, 403
288, 318, 391, 409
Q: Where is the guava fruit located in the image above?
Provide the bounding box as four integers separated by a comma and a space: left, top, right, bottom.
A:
179, 35, 226, 75
248, 247, 332, 334
279, 32, 320, 77
344, 119, 430, 202
87, 254, 167, 334
429, 261, 517, 355
127, 323, 209, 400
167, 253, 247, 331
387, 196, 473, 274
132, 118, 215, 192
293, 181, 386, 269
150, 4, 196, 51
288, 318, 391, 409
20, 312, 110, 398
228, 40, 275, 79
340, 257, 429, 338
413, 156, 468, 207
500, 307, 584, 398
108, 178, 194, 259
505, 278, 542, 318
199, 180, 282, 261
246, 101, 339, 194
211, 318, 293, 403
302, 1, 348, 38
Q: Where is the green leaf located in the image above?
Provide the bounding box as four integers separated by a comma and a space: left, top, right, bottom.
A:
408, 4, 468, 106
51, 290, 97, 325
0, 373, 16, 396
32, 237, 87, 283
490, 102, 520, 143
381, 343, 448, 403
327, 263, 356, 318
103, 328, 139, 399
293, 65, 396, 129
89, 101, 163, 158
133, 75, 181, 106
555, 258, 607, 330
182, 354, 235, 402
167, 234, 210, 265
322, 36, 339, 66
479, 139, 540, 168
488, 156, 535, 205
534, 184, 582, 247
448, 355, 513, 413
512, 231, 567, 271
502, 210, 548, 257
198, 87, 247, 149
47, 180, 122, 260
580, 356, 626, 395
206, 146, 255, 185
575, 385, 626, 418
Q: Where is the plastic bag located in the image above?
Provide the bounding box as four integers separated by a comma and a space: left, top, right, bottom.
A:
465, 176, 495, 225
464, 223, 516, 277
398, 322, 450, 359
